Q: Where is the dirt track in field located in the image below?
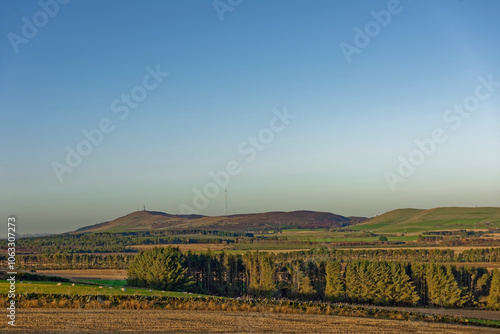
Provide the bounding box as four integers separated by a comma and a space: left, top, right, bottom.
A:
37, 269, 128, 280
2, 309, 499, 333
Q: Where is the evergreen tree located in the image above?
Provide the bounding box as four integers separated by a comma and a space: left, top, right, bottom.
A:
374, 262, 391, 305
127, 246, 191, 291
487, 269, 500, 309
345, 261, 362, 302
389, 263, 419, 306
325, 261, 344, 302
298, 270, 316, 296
426, 264, 465, 307
259, 253, 276, 297
358, 261, 375, 303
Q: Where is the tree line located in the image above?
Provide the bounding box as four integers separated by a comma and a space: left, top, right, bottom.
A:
127, 247, 500, 309
2, 231, 252, 254
5, 247, 500, 270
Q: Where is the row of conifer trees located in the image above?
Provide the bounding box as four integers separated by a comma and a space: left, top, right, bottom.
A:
9, 247, 500, 270
182, 251, 500, 309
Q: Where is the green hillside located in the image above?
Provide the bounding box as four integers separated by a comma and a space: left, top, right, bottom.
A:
352, 207, 500, 233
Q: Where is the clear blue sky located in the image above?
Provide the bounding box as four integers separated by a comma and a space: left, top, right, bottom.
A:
1, 0, 499, 234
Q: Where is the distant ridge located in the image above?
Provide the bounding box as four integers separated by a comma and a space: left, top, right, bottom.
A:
75, 210, 359, 233
75, 207, 500, 234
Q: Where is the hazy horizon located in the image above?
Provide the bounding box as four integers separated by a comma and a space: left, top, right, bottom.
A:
2, 0, 500, 235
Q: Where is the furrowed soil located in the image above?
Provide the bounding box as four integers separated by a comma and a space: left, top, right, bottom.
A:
3, 309, 499, 333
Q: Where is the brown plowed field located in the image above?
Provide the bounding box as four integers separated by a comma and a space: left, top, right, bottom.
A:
2, 309, 499, 333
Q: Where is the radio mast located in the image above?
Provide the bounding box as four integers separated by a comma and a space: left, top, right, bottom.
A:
225, 188, 228, 217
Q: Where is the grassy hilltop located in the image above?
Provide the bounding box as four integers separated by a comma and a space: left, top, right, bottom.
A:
353, 207, 500, 234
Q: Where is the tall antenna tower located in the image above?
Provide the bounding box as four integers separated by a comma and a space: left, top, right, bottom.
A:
225, 188, 228, 217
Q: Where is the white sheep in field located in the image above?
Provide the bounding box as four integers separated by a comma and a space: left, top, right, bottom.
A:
56, 283, 62, 286
121, 288, 126, 292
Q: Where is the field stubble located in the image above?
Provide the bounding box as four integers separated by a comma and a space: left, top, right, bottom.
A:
3, 309, 500, 333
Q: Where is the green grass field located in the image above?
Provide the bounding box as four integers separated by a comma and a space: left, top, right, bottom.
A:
83, 279, 127, 287
352, 207, 500, 233
0, 281, 209, 298
255, 229, 418, 243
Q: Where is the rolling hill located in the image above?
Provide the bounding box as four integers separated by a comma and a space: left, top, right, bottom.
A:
75, 210, 357, 233
75, 207, 500, 234
352, 207, 500, 233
